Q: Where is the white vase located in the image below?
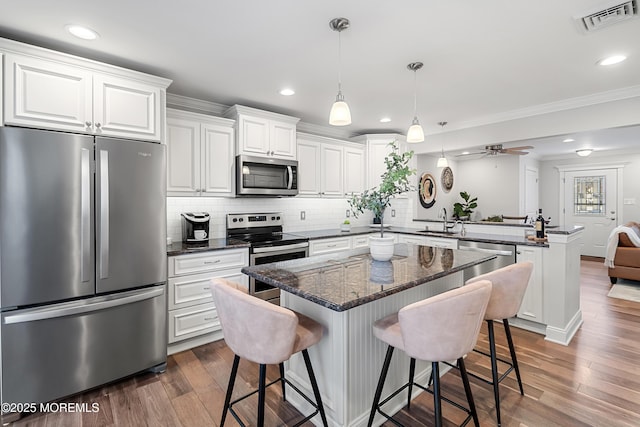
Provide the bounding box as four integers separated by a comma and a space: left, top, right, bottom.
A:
369, 236, 395, 261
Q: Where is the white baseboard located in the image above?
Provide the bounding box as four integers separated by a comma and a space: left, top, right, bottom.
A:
545, 310, 583, 346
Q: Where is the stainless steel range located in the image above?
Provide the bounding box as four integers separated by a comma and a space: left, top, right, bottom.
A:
227, 213, 308, 305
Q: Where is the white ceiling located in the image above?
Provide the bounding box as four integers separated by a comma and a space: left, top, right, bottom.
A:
1, 0, 639, 159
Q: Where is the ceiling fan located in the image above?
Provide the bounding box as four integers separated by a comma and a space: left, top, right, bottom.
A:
457, 144, 534, 157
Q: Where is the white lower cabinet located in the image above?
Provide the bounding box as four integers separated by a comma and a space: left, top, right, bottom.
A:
309, 236, 351, 256
516, 245, 544, 323
397, 234, 458, 249
167, 248, 248, 354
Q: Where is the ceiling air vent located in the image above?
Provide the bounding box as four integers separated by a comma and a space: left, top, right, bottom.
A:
575, 0, 638, 32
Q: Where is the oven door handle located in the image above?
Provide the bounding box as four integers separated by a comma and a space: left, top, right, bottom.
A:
253, 242, 309, 254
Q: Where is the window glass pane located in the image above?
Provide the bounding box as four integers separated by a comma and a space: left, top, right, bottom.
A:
573, 176, 605, 215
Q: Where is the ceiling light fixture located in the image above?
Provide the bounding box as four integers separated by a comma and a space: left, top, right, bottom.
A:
563, 138, 575, 143
328, 18, 351, 126
406, 62, 424, 143
576, 149, 593, 157
379, 117, 391, 123
65, 24, 99, 40
279, 88, 295, 96
598, 55, 627, 66
437, 121, 449, 168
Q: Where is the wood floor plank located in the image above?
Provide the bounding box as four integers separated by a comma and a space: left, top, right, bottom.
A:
169, 391, 214, 427
136, 382, 183, 427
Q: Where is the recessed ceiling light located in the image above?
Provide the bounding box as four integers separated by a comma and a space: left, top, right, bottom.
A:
598, 55, 627, 66
461, 151, 470, 155
66, 25, 99, 40
379, 117, 391, 123
563, 138, 575, 143
576, 149, 593, 157
279, 88, 295, 96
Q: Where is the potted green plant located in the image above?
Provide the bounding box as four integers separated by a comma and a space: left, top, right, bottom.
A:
341, 219, 351, 232
453, 191, 477, 220
349, 141, 415, 261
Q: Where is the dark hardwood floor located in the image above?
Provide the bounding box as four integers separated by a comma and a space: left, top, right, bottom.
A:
9, 259, 640, 426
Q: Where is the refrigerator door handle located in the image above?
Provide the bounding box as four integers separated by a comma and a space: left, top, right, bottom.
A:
3, 287, 164, 325
81, 148, 91, 283
99, 149, 110, 279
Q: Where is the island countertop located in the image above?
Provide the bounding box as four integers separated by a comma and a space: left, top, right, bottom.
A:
241, 243, 495, 312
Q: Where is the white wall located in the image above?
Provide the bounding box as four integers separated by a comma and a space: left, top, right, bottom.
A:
414, 154, 521, 221
167, 196, 414, 242
540, 152, 640, 226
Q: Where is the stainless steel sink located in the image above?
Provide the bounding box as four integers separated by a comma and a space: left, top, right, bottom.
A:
416, 230, 457, 235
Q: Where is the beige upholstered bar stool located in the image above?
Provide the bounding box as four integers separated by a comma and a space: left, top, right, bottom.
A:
465, 261, 534, 427
367, 280, 493, 427
210, 278, 328, 427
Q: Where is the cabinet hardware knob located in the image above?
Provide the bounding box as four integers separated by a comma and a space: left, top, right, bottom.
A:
95, 123, 102, 129
85, 121, 92, 127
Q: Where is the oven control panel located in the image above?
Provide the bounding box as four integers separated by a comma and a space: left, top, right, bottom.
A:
227, 213, 283, 229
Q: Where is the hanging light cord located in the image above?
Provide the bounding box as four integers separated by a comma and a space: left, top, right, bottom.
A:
412, 70, 418, 118
337, 30, 342, 94
441, 122, 446, 156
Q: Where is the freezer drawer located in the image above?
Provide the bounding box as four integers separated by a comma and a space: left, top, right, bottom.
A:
1, 285, 167, 405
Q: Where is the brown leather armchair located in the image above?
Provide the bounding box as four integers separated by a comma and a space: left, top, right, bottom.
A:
608, 222, 640, 284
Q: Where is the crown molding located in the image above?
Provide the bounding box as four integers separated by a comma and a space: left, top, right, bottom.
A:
430, 85, 640, 135
166, 93, 228, 115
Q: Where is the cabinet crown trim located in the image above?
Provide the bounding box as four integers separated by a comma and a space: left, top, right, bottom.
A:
0, 37, 172, 88
297, 132, 364, 148
224, 104, 300, 124
167, 108, 235, 127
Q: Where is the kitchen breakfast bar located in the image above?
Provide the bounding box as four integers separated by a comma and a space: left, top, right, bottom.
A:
242, 243, 495, 427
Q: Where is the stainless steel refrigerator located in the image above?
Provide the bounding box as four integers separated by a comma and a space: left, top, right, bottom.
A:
0, 126, 167, 407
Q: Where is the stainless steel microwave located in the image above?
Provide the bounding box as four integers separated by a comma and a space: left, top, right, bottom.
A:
236, 155, 298, 196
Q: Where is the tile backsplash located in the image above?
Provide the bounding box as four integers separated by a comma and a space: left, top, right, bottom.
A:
167, 195, 415, 242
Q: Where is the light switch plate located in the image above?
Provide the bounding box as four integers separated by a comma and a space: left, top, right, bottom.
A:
623, 198, 636, 205
300, 211, 306, 220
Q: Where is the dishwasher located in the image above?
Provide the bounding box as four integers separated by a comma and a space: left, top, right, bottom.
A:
457, 240, 517, 281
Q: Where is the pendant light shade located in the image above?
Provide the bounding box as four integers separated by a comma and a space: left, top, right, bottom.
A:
406, 62, 424, 143
437, 121, 448, 167
329, 18, 351, 126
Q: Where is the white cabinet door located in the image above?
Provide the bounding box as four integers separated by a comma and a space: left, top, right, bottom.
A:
297, 139, 321, 196
344, 145, 365, 196
398, 235, 430, 246
238, 115, 270, 156
5, 53, 92, 133
424, 237, 458, 249
269, 119, 297, 158
201, 123, 234, 195
93, 73, 162, 141
166, 117, 200, 194
309, 237, 351, 255
516, 245, 544, 323
321, 144, 344, 197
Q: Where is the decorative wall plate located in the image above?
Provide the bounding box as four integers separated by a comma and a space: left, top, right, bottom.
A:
441, 166, 454, 193
419, 172, 436, 208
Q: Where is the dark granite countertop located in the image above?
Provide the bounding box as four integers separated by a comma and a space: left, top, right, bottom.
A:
241, 244, 495, 312
167, 238, 250, 256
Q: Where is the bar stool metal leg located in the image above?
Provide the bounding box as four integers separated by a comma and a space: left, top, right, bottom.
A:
432, 361, 443, 427
487, 320, 502, 426
407, 358, 416, 409
302, 349, 329, 427
258, 364, 267, 427
503, 319, 524, 395
458, 357, 480, 427
367, 345, 395, 427
221, 355, 240, 427
279, 362, 287, 401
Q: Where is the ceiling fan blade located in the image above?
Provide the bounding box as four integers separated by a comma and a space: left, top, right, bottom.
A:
455, 151, 486, 157
505, 150, 529, 155
506, 145, 534, 151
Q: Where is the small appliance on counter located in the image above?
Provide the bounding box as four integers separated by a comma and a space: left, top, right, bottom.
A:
181, 212, 210, 242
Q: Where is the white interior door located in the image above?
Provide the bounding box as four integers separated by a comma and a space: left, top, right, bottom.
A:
564, 169, 617, 257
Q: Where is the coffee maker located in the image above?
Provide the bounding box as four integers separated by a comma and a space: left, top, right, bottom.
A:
181, 212, 210, 242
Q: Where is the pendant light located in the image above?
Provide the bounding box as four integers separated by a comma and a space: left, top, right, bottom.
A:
329, 18, 351, 126
437, 121, 449, 168
406, 62, 424, 143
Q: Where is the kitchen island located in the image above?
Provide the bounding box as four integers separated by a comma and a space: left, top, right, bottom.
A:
242, 243, 494, 427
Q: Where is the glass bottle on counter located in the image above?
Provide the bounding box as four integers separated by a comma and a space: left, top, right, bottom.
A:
535, 208, 545, 239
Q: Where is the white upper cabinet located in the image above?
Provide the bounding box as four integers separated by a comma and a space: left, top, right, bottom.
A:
225, 105, 299, 159
297, 133, 366, 198
354, 134, 415, 199
166, 109, 235, 197
297, 139, 322, 196
1, 39, 171, 142
516, 245, 544, 323
0, 53, 3, 125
